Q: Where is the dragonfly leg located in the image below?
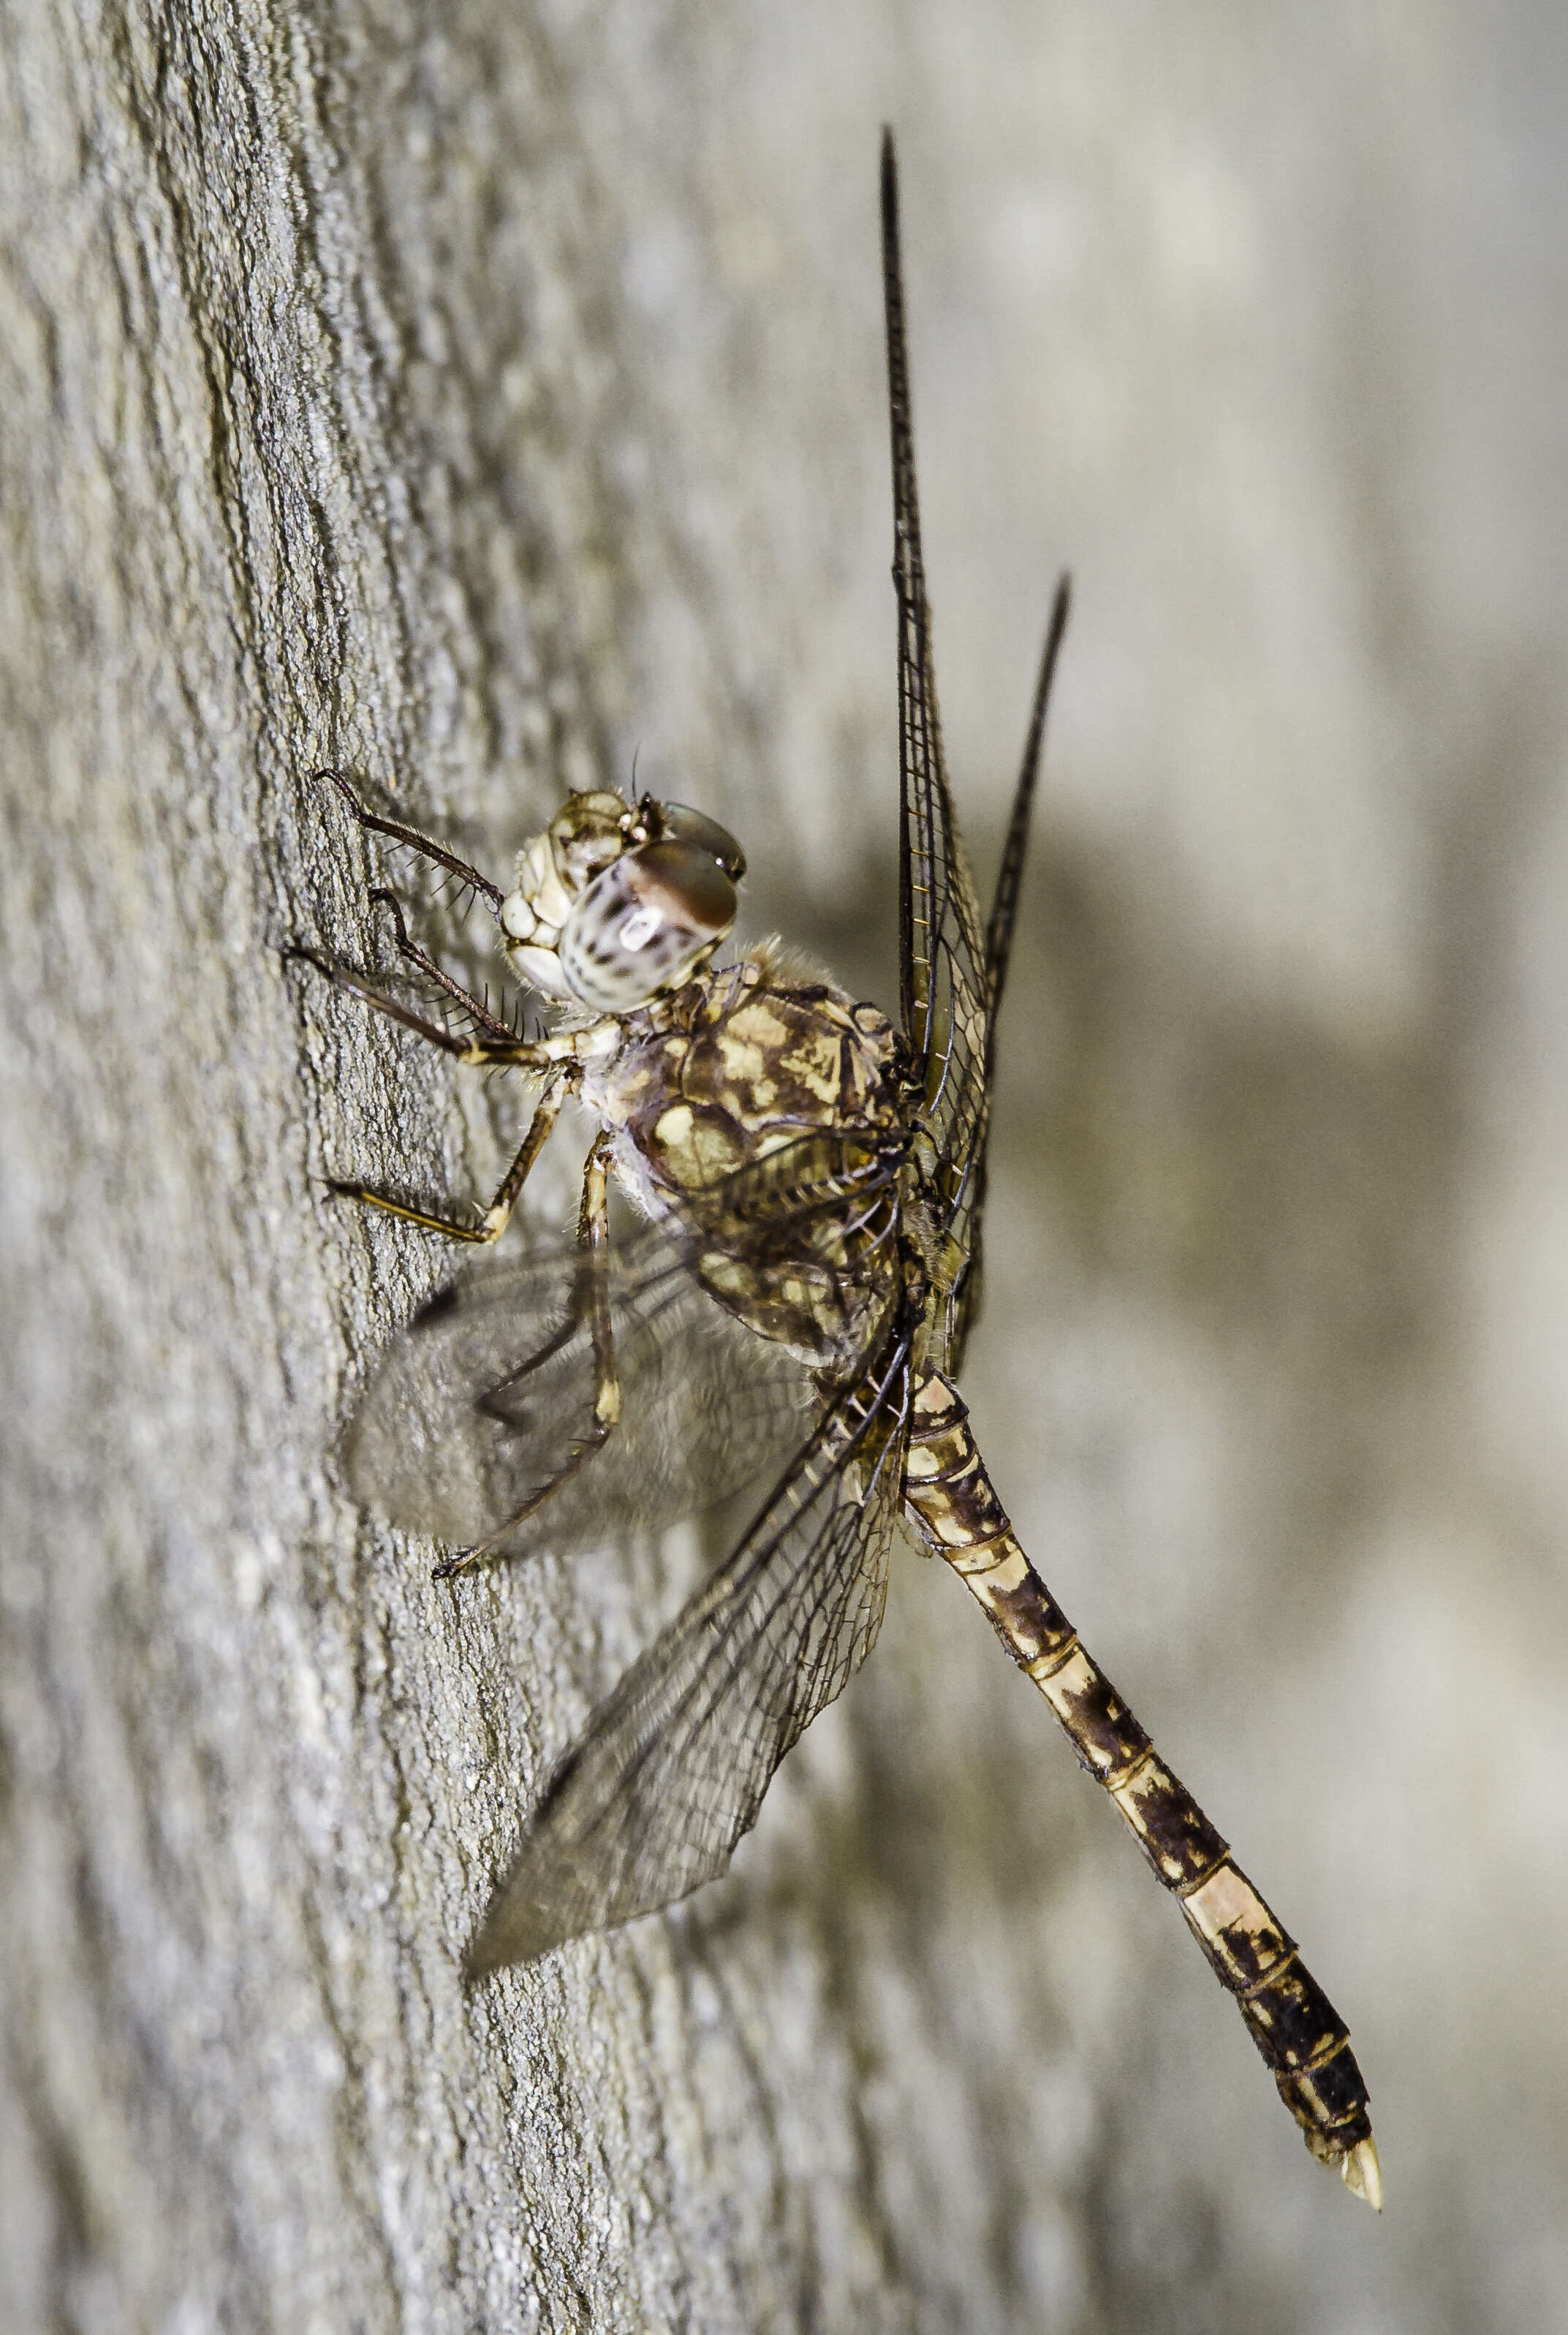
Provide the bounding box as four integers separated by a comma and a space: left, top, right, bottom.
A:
289, 940, 566, 1069
904, 1369, 1382, 2211
325, 1072, 567, 1244
364, 885, 520, 1043
314, 767, 504, 907
433, 1136, 623, 1581
302, 772, 529, 1053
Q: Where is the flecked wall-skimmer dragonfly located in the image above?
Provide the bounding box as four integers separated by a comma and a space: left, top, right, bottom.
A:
304, 132, 1378, 2209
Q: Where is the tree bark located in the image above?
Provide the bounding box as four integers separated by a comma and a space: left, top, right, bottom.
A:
5, 5, 1567, 2333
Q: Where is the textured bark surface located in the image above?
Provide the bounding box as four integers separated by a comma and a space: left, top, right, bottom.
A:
4, 4, 1567, 2332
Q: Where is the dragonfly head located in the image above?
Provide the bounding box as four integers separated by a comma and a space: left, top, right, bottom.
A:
500, 790, 746, 1013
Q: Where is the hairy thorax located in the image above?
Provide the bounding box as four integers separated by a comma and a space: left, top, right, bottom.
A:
579, 947, 910, 1369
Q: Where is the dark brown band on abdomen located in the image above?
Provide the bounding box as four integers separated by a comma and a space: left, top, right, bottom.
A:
903, 1369, 1377, 2195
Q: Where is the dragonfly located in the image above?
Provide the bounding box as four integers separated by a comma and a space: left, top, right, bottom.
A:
303, 131, 1379, 2210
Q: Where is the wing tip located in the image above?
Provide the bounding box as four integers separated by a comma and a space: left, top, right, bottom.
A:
463, 1885, 569, 1981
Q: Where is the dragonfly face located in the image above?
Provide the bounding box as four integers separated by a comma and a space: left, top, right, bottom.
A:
499, 789, 746, 1011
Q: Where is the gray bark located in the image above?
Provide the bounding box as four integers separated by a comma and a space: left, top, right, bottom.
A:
4, 4, 1567, 2332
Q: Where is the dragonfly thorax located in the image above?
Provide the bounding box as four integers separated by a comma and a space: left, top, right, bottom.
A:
499, 788, 746, 1013
580, 952, 909, 1371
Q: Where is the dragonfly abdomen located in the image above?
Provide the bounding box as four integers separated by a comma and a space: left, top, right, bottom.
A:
902, 1369, 1381, 2209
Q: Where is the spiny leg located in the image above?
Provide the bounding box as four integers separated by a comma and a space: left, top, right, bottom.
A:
366, 885, 519, 1044
903, 1370, 1382, 2211
433, 1135, 624, 1582
315, 767, 504, 907
326, 1072, 567, 1244
311, 765, 519, 1042
290, 941, 565, 1068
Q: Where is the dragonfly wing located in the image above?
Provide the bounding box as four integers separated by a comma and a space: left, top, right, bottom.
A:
881, 130, 990, 1242
346, 1130, 902, 1556
947, 577, 1072, 1374
466, 1322, 914, 1969
346, 1235, 819, 1553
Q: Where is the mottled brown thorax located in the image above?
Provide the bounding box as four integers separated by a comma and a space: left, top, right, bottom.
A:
580, 951, 908, 1368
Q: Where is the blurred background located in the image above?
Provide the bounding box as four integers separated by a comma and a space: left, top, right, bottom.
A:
4, 2, 1566, 2330
583, 7, 1568, 2325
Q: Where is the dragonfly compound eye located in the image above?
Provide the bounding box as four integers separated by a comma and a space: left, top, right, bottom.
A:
558, 839, 738, 1012
655, 801, 747, 883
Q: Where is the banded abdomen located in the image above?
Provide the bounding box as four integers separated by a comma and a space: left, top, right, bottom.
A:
902, 1370, 1381, 2209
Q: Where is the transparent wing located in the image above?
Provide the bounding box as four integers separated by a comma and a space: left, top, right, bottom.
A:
881, 132, 990, 1248
346, 1242, 817, 1554
345, 1130, 904, 1556
466, 1324, 915, 1969
946, 577, 1072, 1374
